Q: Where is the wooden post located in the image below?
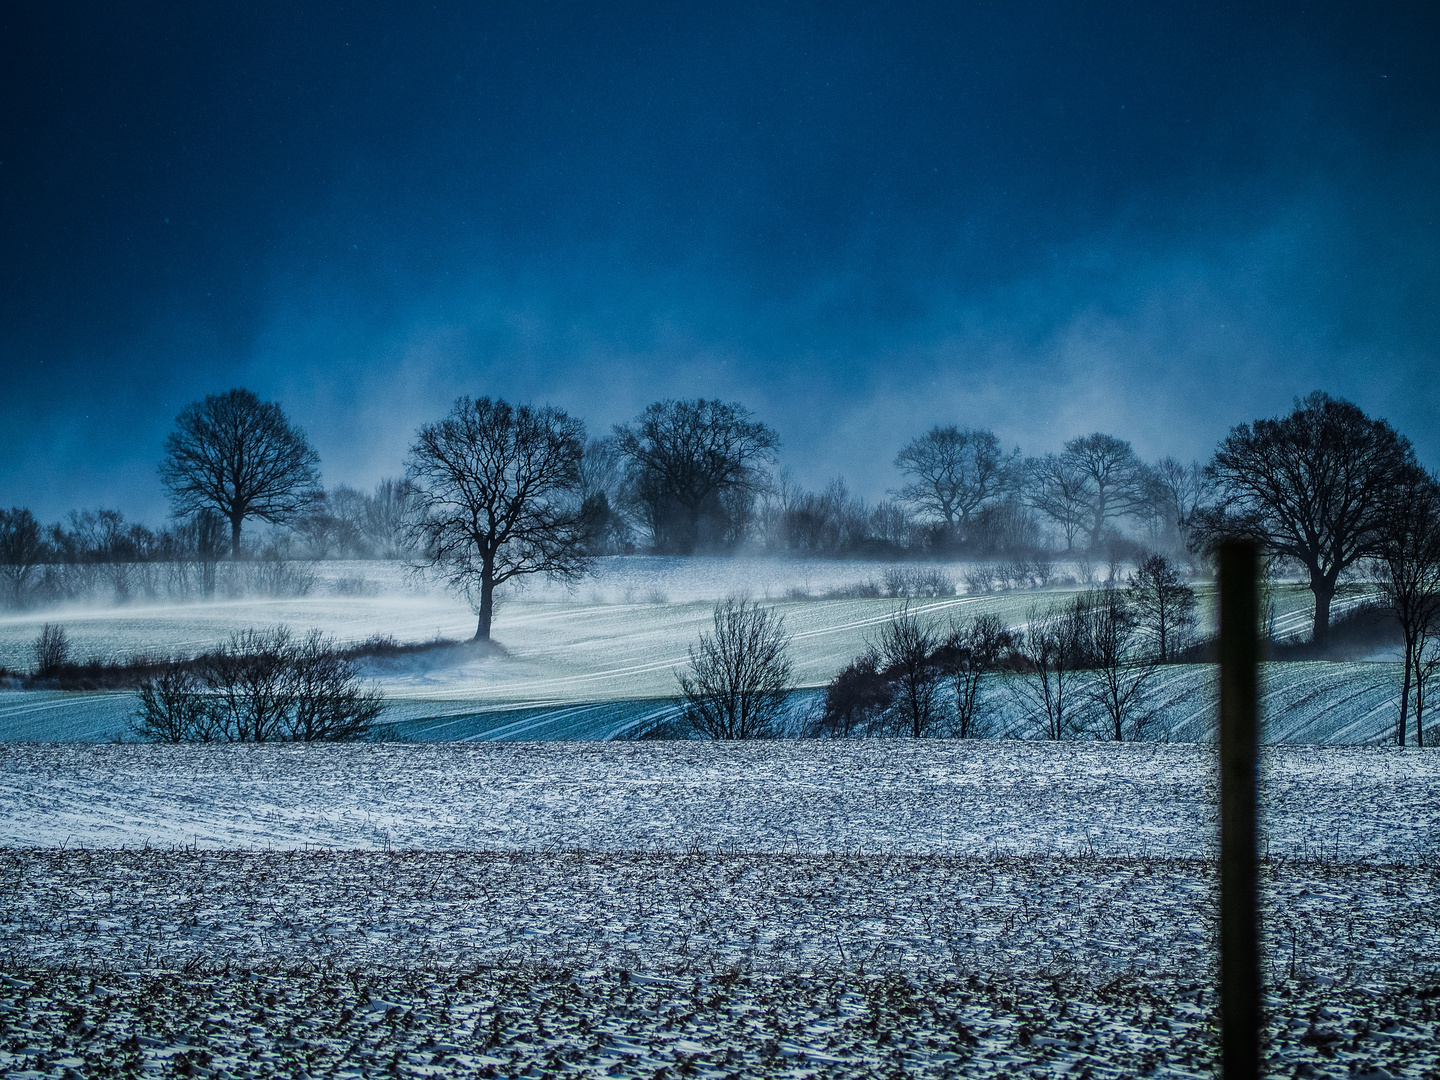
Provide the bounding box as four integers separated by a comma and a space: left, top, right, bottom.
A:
1218, 540, 1260, 1080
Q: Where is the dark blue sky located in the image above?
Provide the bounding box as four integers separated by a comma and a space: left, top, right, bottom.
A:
3, 1, 1438, 522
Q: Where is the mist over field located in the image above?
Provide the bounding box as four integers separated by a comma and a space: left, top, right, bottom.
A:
4, 4, 1439, 1075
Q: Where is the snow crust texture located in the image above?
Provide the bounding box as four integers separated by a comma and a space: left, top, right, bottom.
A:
2, 739, 1437, 1077
2, 740, 1436, 862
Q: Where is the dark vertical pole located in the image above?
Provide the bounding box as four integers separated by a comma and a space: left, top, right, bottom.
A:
1218, 540, 1260, 1080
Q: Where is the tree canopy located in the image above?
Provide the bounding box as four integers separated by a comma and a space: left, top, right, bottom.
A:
615, 399, 779, 554
159, 388, 321, 557
406, 396, 589, 641
1197, 391, 1420, 643
893, 425, 1014, 539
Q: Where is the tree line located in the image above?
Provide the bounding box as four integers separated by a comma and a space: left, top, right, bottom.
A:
4, 388, 1439, 712
669, 556, 1199, 743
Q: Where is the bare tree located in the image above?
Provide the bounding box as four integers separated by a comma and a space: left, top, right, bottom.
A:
1012, 599, 1088, 739
160, 388, 322, 557
678, 599, 794, 739
365, 478, 420, 558
1377, 470, 1440, 746
576, 437, 633, 554
1149, 457, 1210, 559
31, 623, 71, 676
407, 396, 590, 642
1197, 392, 1420, 645
1065, 434, 1155, 549
893, 426, 1015, 541
1022, 453, 1092, 551
1126, 552, 1198, 663
615, 399, 779, 554
0, 507, 47, 608
812, 648, 890, 737
197, 628, 301, 742
1077, 588, 1158, 741
286, 630, 387, 741
875, 604, 946, 737
944, 611, 1014, 739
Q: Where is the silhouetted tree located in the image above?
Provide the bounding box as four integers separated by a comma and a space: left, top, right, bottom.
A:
285, 630, 387, 741
1197, 392, 1420, 645
1126, 552, 1198, 662
0, 507, 46, 608
134, 627, 384, 743
31, 623, 71, 676
1077, 587, 1158, 741
1377, 469, 1440, 746
407, 396, 590, 642
1149, 457, 1210, 559
944, 611, 1014, 738
876, 604, 946, 737
679, 599, 794, 739
812, 648, 890, 737
615, 399, 779, 554
1066, 434, 1155, 549
893, 426, 1015, 542
160, 388, 322, 557
576, 437, 632, 553
1022, 453, 1091, 550
1012, 598, 1089, 739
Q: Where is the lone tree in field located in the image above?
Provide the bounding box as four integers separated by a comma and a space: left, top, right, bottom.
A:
1196, 392, 1420, 645
615, 399, 779, 554
160, 388, 321, 557
678, 599, 794, 739
893, 426, 1014, 542
407, 396, 590, 642
1377, 469, 1440, 745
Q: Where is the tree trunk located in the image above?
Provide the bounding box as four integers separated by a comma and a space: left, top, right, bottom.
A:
1398, 632, 1414, 746
1418, 668, 1427, 748
230, 515, 244, 559
474, 577, 495, 641
1309, 573, 1336, 646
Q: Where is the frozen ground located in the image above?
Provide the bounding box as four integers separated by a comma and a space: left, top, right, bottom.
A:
1, 740, 1438, 1077
5, 849, 1437, 980
2, 741, 1435, 860
4, 964, 1437, 1079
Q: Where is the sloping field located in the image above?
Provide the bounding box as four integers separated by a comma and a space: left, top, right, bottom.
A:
0, 658, 1407, 744
0, 556, 1394, 743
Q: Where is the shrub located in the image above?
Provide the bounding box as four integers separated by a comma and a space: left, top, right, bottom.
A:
31, 624, 71, 676
133, 628, 385, 743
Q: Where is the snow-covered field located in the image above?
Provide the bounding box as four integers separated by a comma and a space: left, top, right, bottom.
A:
0, 557, 1395, 743
0, 560, 1427, 1075
3, 741, 1435, 860
5, 963, 1436, 1078
1, 740, 1438, 1077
